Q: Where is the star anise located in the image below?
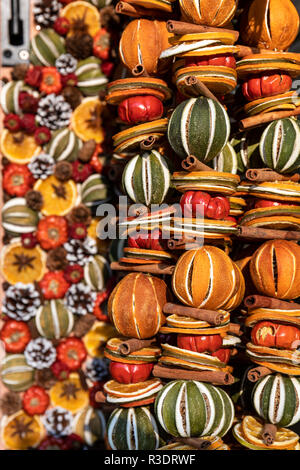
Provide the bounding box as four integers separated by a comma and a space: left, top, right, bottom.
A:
52, 183, 67, 200
86, 105, 102, 130
10, 417, 34, 439
12, 253, 36, 272
59, 382, 81, 400
12, 132, 25, 144
70, 8, 89, 36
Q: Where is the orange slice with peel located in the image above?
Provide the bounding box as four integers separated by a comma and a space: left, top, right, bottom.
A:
0, 241, 46, 284
61, 1, 100, 37
0, 130, 41, 163
71, 98, 104, 143
241, 415, 299, 450
103, 378, 161, 398
34, 175, 78, 216
49, 374, 89, 413
1, 410, 45, 450
83, 321, 119, 358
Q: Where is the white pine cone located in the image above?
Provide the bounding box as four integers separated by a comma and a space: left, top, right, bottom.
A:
64, 237, 97, 266
28, 153, 55, 180
43, 407, 73, 437
34, 0, 62, 27
3, 283, 42, 321
55, 54, 78, 76
24, 338, 56, 369
65, 283, 97, 315
36, 94, 72, 131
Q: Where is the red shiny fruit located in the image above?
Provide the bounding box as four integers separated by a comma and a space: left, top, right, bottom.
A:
242, 73, 292, 101
254, 199, 297, 209
251, 321, 300, 350
118, 95, 163, 124
180, 191, 230, 220
185, 54, 236, 68
177, 334, 223, 353
109, 362, 154, 384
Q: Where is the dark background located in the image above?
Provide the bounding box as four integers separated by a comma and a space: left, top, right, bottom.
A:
289, 0, 300, 52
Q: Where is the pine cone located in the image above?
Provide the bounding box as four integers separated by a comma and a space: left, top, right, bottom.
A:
28, 153, 55, 180
11, 64, 29, 81
78, 140, 96, 162
55, 54, 78, 76
61, 86, 82, 110
43, 407, 73, 437
63, 237, 97, 266
46, 247, 68, 271
25, 190, 44, 211
85, 357, 110, 382
0, 392, 22, 416
66, 34, 93, 60
36, 94, 72, 131
73, 314, 96, 337
65, 283, 97, 315
33, 0, 61, 27
54, 161, 73, 182
24, 338, 57, 369
3, 283, 42, 321
35, 368, 57, 389
67, 204, 92, 226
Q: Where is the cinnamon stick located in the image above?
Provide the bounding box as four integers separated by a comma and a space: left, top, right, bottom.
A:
115, 1, 169, 19
163, 302, 224, 325
140, 135, 159, 150
153, 364, 234, 385
118, 338, 156, 355
228, 323, 242, 336
247, 366, 273, 383
246, 168, 300, 183
131, 64, 149, 77
167, 237, 202, 250
238, 226, 300, 241
240, 107, 300, 130
95, 391, 107, 403
244, 294, 300, 311
262, 423, 277, 446
172, 437, 211, 450
181, 155, 213, 172
183, 76, 219, 102
235, 45, 280, 58
110, 261, 175, 275
166, 20, 239, 42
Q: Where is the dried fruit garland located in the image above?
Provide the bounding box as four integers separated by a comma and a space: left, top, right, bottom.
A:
2, 0, 300, 453
0, 0, 118, 451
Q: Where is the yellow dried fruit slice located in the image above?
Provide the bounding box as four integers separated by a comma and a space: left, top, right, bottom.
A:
49, 374, 89, 413
0, 241, 46, 284
1, 410, 44, 450
0, 130, 41, 163
61, 1, 100, 37
34, 175, 78, 216
104, 378, 161, 398
83, 321, 119, 358
242, 415, 299, 450
71, 98, 104, 143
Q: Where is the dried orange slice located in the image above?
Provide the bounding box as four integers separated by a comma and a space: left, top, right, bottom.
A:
242, 415, 299, 450
88, 217, 110, 253
71, 98, 105, 143
83, 321, 119, 358
1, 410, 45, 450
0, 241, 46, 284
61, 1, 100, 37
34, 175, 78, 216
0, 130, 41, 163
104, 378, 162, 398
49, 374, 89, 413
